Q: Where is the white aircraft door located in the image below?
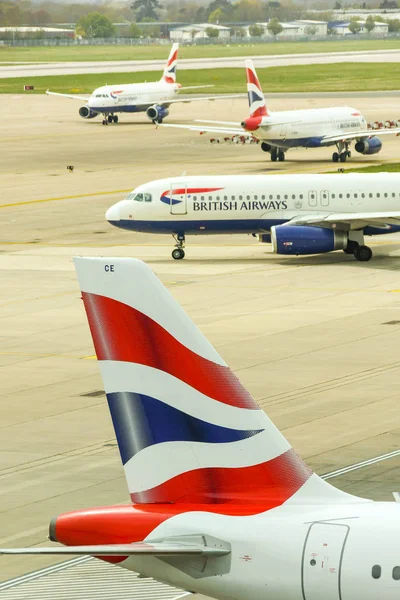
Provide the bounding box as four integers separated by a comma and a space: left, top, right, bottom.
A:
308, 190, 317, 207
320, 190, 330, 207
302, 522, 349, 600
169, 182, 187, 215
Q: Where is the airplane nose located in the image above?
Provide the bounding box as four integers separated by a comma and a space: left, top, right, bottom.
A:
106, 203, 120, 223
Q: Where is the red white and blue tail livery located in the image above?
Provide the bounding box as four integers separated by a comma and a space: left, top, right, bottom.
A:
246, 59, 268, 119
162, 42, 178, 84
2, 257, 400, 600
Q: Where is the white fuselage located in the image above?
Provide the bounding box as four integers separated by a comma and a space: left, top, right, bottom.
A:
249, 107, 367, 149
115, 499, 400, 600
87, 81, 179, 114
106, 173, 400, 237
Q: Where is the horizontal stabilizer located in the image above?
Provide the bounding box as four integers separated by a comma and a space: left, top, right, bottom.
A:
0, 542, 230, 557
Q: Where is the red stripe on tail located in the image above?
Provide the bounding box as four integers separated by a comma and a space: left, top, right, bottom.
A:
131, 449, 312, 507
82, 292, 259, 410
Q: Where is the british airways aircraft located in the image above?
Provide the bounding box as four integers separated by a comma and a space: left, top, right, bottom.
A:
105, 173, 400, 261
2, 255, 400, 600
46, 43, 237, 126
163, 59, 400, 163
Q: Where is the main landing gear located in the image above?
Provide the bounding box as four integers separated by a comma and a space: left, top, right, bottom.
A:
102, 114, 119, 126
271, 148, 285, 162
172, 233, 185, 260
343, 237, 373, 262
332, 141, 351, 163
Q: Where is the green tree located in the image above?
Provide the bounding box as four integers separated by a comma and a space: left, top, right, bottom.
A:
205, 0, 233, 21
77, 12, 116, 38
234, 0, 265, 22
388, 18, 400, 32
267, 17, 283, 36
348, 18, 361, 34
131, 0, 162, 22
206, 26, 219, 37
127, 22, 142, 37
364, 15, 375, 32
208, 7, 225, 22
249, 23, 264, 36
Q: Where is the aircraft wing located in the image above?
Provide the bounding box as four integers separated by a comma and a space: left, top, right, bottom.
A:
288, 211, 400, 229
322, 129, 400, 143
0, 541, 230, 557
161, 94, 246, 105
46, 90, 90, 102
160, 123, 251, 136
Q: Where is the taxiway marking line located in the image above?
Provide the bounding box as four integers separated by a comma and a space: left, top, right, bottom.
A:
0, 189, 131, 209
322, 449, 400, 480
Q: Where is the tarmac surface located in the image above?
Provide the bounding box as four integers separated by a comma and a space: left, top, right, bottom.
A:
2, 48, 400, 78
1, 94, 400, 594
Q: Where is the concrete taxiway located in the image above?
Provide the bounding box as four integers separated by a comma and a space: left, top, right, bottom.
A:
1, 94, 400, 593
1, 48, 400, 78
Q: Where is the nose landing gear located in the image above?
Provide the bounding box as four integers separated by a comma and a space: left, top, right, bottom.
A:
172, 234, 185, 260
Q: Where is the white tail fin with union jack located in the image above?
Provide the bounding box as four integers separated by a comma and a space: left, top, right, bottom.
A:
161, 43, 179, 84
246, 59, 268, 118
74, 257, 358, 511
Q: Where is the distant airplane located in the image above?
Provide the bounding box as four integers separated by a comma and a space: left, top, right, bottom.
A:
46, 43, 239, 126
105, 173, 400, 261
2, 255, 400, 600
162, 59, 400, 162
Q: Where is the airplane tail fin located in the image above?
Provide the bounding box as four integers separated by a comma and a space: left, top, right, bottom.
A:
246, 59, 268, 117
161, 42, 179, 84
74, 257, 359, 509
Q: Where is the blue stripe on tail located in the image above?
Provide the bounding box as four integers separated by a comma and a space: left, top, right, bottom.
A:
107, 391, 263, 465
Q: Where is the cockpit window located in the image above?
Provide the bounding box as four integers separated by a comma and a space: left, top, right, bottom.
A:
125, 192, 145, 202
144, 193, 152, 202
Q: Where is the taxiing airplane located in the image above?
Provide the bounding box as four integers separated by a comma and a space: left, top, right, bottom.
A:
105, 173, 400, 261
2, 255, 400, 600
162, 59, 400, 162
46, 43, 239, 126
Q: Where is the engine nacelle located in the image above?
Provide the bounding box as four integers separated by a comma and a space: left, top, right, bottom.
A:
146, 105, 169, 122
271, 225, 347, 255
354, 136, 382, 155
261, 142, 272, 153
79, 105, 98, 119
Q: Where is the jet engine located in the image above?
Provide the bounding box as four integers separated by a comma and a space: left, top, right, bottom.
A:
261, 142, 272, 153
79, 106, 98, 119
354, 136, 382, 155
271, 225, 347, 255
146, 105, 169, 123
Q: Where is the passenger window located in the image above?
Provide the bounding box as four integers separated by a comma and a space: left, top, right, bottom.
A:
269, 195, 273, 200
246, 195, 250, 200
216, 196, 220, 200
332, 194, 335, 199
201, 196, 204, 200
372, 565, 381, 579
346, 194, 350, 199
377, 193, 380, 198
239, 195, 243, 200
292, 195, 295, 200
284, 195, 288, 200
277, 195, 280, 200
393, 567, 400, 580
144, 193, 152, 202
384, 193, 388, 198
354, 194, 358, 199
369, 193, 373, 198
224, 196, 228, 201
254, 195, 258, 200
231, 195, 235, 200
392, 193, 396, 198
339, 194, 343, 198
261, 195, 265, 200
299, 194, 303, 200
208, 196, 212, 200
193, 196, 197, 201
361, 193, 365, 198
